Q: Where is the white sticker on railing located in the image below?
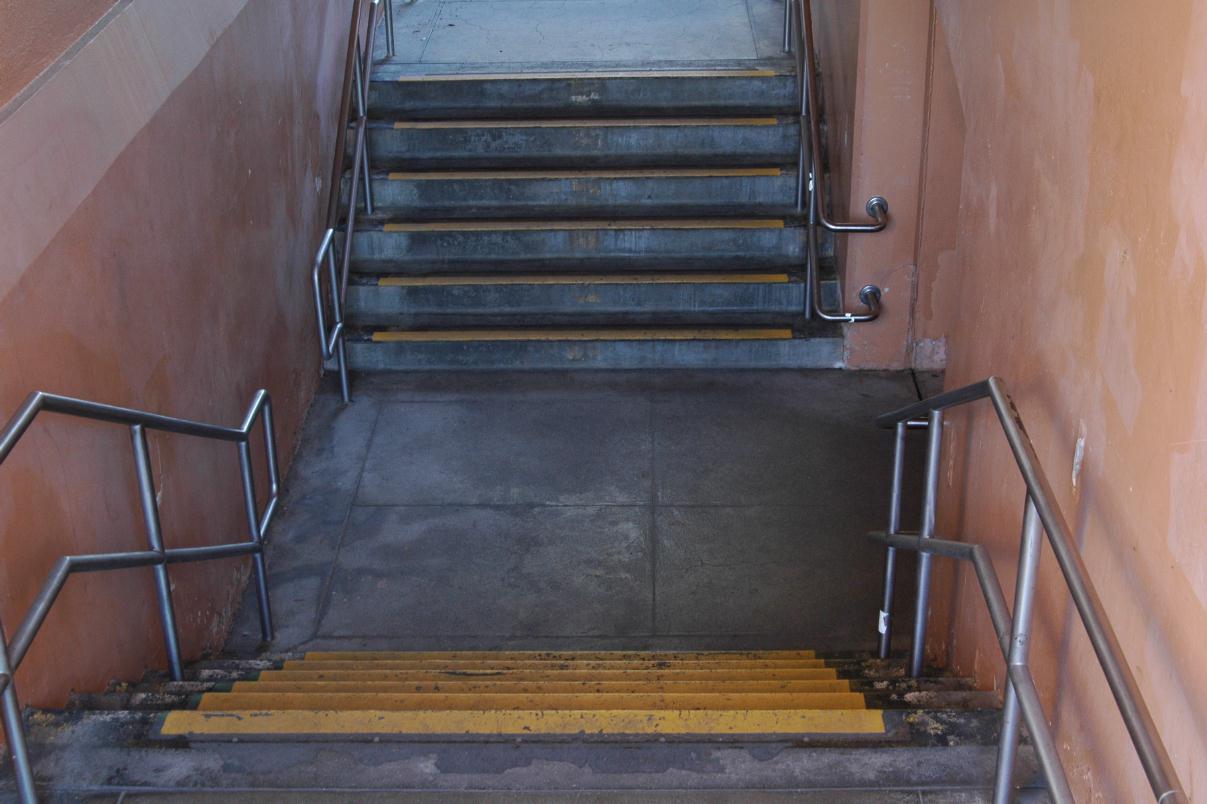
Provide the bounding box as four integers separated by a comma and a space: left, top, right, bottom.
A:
878, 610, 889, 634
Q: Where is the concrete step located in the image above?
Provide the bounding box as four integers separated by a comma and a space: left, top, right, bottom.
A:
344, 326, 843, 371
17, 709, 1041, 796
344, 273, 806, 328
344, 167, 799, 219
368, 64, 798, 119
346, 218, 805, 273
363, 117, 799, 169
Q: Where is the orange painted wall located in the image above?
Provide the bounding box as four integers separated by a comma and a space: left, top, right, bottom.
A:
0, 0, 118, 108
912, 1, 1206, 800
0, 0, 344, 705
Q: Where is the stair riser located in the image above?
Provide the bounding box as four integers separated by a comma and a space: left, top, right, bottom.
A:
343, 172, 799, 219
367, 74, 798, 119
345, 282, 803, 327
348, 228, 805, 273
346, 337, 843, 371
363, 122, 799, 169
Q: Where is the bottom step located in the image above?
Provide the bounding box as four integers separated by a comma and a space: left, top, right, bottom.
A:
346, 327, 843, 370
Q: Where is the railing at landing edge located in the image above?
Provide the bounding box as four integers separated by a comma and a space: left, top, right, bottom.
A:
0, 390, 281, 803
873, 377, 1187, 804
313, 0, 399, 405
784, 0, 889, 323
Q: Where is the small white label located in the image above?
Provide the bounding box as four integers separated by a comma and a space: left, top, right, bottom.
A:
878, 610, 889, 634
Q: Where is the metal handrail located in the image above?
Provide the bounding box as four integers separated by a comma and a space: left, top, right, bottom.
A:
872, 377, 1187, 804
314, 0, 391, 404
784, 0, 887, 322
0, 390, 281, 803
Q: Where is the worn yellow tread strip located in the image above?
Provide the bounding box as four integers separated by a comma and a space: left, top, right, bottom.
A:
231, 680, 852, 695
384, 168, 783, 181
395, 70, 780, 82
197, 692, 867, 712
259, 668, 839, 683
376, 273, 791, 287
304, 650, 817, 662
381, 219, 785, 232
392, 117, 781, 130
162, 708, 884, 736
283, 659, 827, 671
370, 328, 795, 344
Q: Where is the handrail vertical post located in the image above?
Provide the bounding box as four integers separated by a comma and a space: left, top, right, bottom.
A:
130, 425, 183, 681
0, 627, 36, 803
993, 495, 1044, 803
909, 408, 943, 677
384, 0, 396, 58
783, 0, 793, 53
878, 420, 908, 658
329, 247, 351, 403
237, 441, 273, 643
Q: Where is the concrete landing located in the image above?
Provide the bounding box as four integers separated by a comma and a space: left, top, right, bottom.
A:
383, 0, 788, 66
227, 370, 932, 656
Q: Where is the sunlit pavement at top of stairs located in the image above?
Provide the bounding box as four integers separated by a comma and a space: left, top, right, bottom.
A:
381, 0, 789, 67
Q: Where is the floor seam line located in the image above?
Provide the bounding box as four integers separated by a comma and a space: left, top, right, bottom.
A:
310, 402, 386, 643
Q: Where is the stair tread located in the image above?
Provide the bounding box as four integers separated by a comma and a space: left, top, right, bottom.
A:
370, 218, 790, 232
161, 707, 885, 736
363, 327, 799, 343
363, 273, 794, 287
373, 167, 787, 180
372, 116, 791, 129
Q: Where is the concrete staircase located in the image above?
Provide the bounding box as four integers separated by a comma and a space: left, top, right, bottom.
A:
16, 650, 1046, 797
339, 62, 847, 371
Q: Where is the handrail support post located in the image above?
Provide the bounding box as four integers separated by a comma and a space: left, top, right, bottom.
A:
130, 425, 183, 682
237, 441, 273, 643
993, 495, 1045, 803
909, 408, 943, 677
878, 420, 908, 658
0, 626, 36, 803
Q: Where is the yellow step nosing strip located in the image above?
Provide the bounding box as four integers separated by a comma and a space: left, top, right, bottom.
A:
303, 650, 817, 661
392, 117, 781, 130
376, 273, 791, 288
370, 328, 795, 344
196, 692, 867, 712
394, 69, 782, 82
384, 168, 783, 181
162, 708, 885, 737
231, 680, 853, 694
258, 669, 841, 683
282, 659, 827, 671
380, 219, 786, 232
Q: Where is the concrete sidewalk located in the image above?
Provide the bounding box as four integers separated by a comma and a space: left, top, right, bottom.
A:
382, 0, 788, 66
226, 370, 930, 656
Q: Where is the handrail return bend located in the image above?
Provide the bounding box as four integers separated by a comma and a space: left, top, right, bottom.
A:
874, 377, 1187, 804
0, 390, 281, 803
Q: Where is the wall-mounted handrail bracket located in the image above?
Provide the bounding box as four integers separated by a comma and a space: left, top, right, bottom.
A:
786, 0, 889, 323
872, 377, 1188, 804
0, 390, 282, 804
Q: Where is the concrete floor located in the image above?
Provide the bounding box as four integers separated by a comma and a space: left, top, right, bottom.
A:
227, 370, 929, 656
383, 0, 789, 66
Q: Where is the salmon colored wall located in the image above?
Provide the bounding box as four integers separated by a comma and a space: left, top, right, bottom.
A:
0, 0, 118, 109
0, 0, 345, 706
913, 1, 1206, 799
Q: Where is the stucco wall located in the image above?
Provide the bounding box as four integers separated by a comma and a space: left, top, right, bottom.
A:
0, 0, 344, 705
914, 1, 1206, 799
0, 0, 119, 108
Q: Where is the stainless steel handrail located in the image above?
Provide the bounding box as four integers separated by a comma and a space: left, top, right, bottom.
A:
784, 0, 887, 323
873, 377, 1187, 804
314, 0, 389, 404
0, 389, 281, 803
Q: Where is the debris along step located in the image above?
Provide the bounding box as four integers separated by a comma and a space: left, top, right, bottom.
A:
345, 218, 805, 273
302, 650, 818, 661
344, 273, 805, 328
368, 65, 798, 119
342, 167, 799, 219
363, 117, 799, 169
